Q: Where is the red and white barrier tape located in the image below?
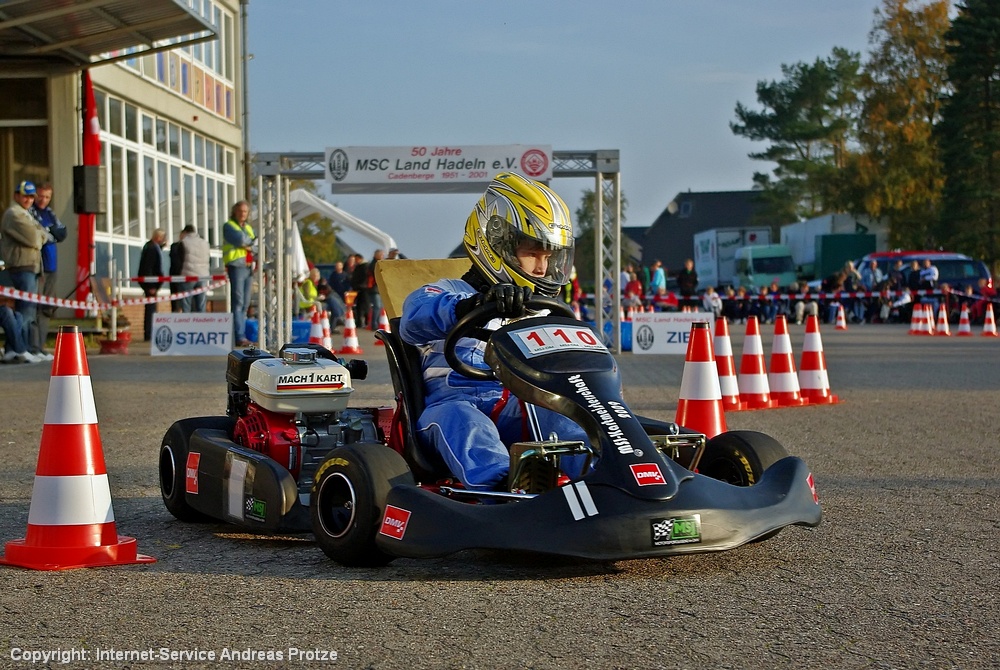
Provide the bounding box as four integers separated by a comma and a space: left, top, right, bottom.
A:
130, 274, 229, 283
0, 279, 228, 310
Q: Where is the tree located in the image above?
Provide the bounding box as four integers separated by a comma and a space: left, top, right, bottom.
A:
572, 188, 627, 287
937, 0, 1000, 265
292, 179, 343, 264
845, 0, 950, 249
731, 48, 863, 221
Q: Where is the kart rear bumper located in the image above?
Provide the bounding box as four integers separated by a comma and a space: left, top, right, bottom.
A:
376, 456, 821, 560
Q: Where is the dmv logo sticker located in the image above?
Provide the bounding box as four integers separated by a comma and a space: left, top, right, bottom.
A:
379, 505, 411, 540
629, 462, 666, 486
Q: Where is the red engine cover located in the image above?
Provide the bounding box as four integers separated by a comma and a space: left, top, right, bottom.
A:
234, 404, 301, 477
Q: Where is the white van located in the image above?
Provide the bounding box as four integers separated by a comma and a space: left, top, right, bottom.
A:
733, 244, 798, 290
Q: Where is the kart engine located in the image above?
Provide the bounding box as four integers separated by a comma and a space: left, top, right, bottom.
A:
226, 346, 376, 498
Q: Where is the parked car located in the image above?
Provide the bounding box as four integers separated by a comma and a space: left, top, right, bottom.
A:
855, 251, 992, 293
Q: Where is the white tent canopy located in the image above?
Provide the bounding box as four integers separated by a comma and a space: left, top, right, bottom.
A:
288, 188, 398, 260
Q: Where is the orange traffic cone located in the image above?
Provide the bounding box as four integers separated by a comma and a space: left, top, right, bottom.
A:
572, 303, 582, 320
713, 317, 744, 411
934, 303, 951, 336
737, 316, 775, 410
835, 304, 848, 330
909, 301, 929, 335
768, 315, 806, 407
321, 310, 333, 350
338, 305, 364, 355
956, 304, 972, 336
308, 310, 323, 346
983, 303, 998, 337
374, 308, 390, 346
0, 326, 155, 570
798, 315, 839, 405
675, 322, 727, 438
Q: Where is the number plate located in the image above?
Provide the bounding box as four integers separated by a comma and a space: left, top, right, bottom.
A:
509, 325, 607, 358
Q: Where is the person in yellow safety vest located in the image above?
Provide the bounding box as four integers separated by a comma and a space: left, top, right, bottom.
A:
298, 267, 321, 316
222, 200, 255, 347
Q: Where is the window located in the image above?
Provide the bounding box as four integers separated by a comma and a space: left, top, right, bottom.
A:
679, 201, 693, 218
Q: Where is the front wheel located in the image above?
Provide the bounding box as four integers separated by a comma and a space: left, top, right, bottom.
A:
311, 443, 415, 567
698, 430, 789, 487
160, 416, 235, 522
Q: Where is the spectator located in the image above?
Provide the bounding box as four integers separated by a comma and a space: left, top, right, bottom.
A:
970, 277, 997, 324
297, 267, 321, 316
29, 182, 67, 357
752, 285, 778, 324
723, 286, 746, 324
168, 229, 187, 313
350, 253, 370, 327
859, 259, 884, 323
702, 285, 723, 318
789, 282, 818, 325
367, 248, 385, 329
1, 181, 48, 359
180, 224, 210, 312
138, 228, 167, 341
326, 260, 350, 326
919, 259, 940, 316
651, 285, 679, 312
623, 272, 644, 309
222, 200, 255, 347
1, 298, 40, 363
676, 258, 699, 310
649, 260, 666, 295
842, 260, 864, 323
823, 272, 846, 324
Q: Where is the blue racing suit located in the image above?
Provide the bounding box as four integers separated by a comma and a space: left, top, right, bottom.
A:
399, 278, 588, 489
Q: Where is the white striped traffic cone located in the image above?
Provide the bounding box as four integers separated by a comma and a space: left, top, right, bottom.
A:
321, 310, 333, 350
338, 305, 364, 355
713, 317, 744, 411
934, 303, 951, 336
835, 303, 848, 330
798, 314, 839, 405
768, 315, 806, 407
983, 303, 998, 337
674, 322, 727, 438
572, 303, 582, 320
308, 310, 323, 346
956, 303, 972, 336
737, 316, 775, 410
0, 326, 155, 570
374, 308, 390, 346
909, 302, 930, 335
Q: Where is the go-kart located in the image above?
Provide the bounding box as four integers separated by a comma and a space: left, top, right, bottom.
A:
159, 295, 821, 567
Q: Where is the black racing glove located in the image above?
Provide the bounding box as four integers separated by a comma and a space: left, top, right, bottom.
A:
485, 283, 532, 316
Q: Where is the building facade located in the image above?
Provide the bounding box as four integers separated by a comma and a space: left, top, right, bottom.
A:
0, 0, 244, 306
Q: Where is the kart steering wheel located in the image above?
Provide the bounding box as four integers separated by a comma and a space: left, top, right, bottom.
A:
444, 295, 577, 381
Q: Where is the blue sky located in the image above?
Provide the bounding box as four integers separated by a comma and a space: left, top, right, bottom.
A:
247, 0, 884, 260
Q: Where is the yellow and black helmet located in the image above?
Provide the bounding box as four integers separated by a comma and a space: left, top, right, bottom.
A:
463, 172, 574, 297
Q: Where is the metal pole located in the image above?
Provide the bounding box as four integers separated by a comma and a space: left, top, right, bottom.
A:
240, 0, 251, 201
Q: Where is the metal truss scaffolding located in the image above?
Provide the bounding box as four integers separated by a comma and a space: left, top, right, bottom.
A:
251, 149, 622, 354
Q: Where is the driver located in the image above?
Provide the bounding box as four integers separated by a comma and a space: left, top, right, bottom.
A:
399, 172, 588, 490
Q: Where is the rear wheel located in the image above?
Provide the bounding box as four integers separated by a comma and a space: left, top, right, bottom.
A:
311, 443, 415, 567
160, 416, 234, 522
699, 430, 789, 487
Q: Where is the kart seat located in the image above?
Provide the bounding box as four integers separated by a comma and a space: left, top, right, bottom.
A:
375, 318, 452, 483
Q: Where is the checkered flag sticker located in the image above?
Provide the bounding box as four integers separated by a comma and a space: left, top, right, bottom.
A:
245, 497, 255, 513
652, 518, 674, 542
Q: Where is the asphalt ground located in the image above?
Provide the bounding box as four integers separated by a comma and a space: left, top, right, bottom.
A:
0, 323, 997, 670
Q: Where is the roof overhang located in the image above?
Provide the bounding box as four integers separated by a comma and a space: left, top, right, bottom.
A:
0, 0, 217, 70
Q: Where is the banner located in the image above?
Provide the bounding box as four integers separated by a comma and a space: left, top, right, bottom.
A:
324, 145, 552, 193
151, 313, 233, 356
630, 312, 716, 354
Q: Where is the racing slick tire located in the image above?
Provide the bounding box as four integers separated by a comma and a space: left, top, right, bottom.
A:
311, 443, 415, 567
160, 416, 235, 522
699, 430, 790, 543
699, 430, 789, 487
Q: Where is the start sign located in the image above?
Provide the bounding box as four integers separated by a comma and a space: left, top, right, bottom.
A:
152, 313, 233, 356
630, 312, 715, 354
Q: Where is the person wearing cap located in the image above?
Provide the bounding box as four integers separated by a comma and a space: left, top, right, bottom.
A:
29, 182, 67, 358
1, 181, 48, 357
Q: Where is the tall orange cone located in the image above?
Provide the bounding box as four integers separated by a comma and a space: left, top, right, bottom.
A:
834, 303, 848, 330
321, 310, 333, 349
956, 303, 972, 336
982, 303, 998, 337
934, 303, 951, 336
713, 317, 744, 411
675, 322, 727, 438
374, 307, 390, 346
308, 310, 324, 346
0, 326, 155, 570
768, 315, 806, 407
736, 316, 775, 410
338, 305, 364, 355
909, 301, 929, 335
798, 315, 839, 405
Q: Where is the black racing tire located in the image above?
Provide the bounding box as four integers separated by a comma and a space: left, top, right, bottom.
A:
160, 416, 235, 522
699, 430, 789, 487
311, 443, 415, 567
